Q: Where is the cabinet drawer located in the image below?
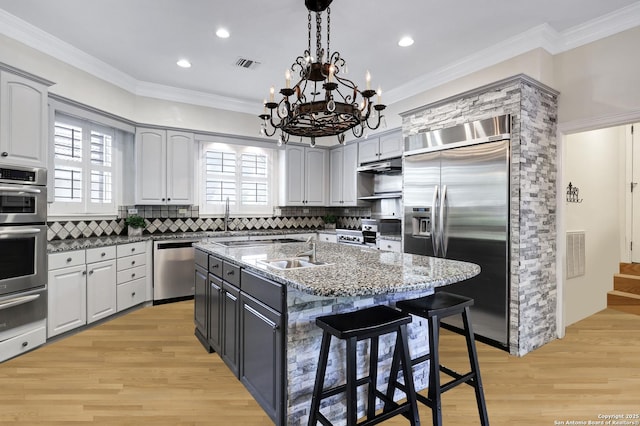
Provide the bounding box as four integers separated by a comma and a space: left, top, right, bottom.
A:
117, 241, 146, 257
117, 278, 146, 311
49, 250, 85, 270
378, 239, 401, 253
117, 265, 146, 284
195, 249, 208, 269
0, 324, 46, 363
86, 245, 117, 263
318, 233, 337, 243
117, 253, 146, 271
209, 256, 223, 278
241, 270, 284, 313
222, 261, 241, 287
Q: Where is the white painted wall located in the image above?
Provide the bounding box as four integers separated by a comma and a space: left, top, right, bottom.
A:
563, 126, 625, 325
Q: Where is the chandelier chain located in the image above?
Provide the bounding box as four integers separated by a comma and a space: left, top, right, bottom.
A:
327, 7, 331, 61
315, 11, 322, 62
307, 11, 311, 56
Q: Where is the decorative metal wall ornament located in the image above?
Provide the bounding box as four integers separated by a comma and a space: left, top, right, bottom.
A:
566, 182, 583, 203
258, 0, 386, 147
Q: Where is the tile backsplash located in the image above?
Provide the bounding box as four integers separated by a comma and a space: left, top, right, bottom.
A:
47, 205, 371, 241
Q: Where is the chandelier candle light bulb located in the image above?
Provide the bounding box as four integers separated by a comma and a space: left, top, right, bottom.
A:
366, 70, 371, 90
285, 69, 291, 89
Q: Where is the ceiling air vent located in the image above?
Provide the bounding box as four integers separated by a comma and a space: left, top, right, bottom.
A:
235, 57, 261, 70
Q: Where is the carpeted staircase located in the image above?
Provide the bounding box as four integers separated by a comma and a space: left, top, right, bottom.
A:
607, 263, 640, 315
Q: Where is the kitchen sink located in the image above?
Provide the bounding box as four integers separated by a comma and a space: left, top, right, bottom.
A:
258, 257, 333, 270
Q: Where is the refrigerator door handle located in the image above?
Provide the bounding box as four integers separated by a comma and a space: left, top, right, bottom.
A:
432, 185, 440, 257
440, 184, 448, 257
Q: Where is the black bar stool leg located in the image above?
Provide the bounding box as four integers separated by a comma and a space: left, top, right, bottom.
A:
346, 336, 358, 426
462, 307, 489, 426
428, 316, 442, 426
367, 336, 379, 420
398, 323, 421, 426
308, 332, 331, 426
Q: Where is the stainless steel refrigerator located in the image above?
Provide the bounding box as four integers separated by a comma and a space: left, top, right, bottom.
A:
403, 116, 510, 348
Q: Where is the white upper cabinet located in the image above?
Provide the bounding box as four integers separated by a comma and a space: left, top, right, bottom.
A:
0, 70, 50, 168
357, 130, 403, 164
279, 145, 327, 206
329, 143, 363, 206
135, 128, 194, 205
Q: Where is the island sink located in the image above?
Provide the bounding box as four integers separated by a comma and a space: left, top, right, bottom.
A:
258, 257, 332, 270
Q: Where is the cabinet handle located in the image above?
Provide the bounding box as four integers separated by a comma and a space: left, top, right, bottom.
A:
89, 270, 94, 275
244, 304, 278, 330
66, 257, 72, 263
167, 198, 171, 201
161, 198, 165, 201
131, 273, 136, 278
226, 270, 234, 276
82, 271, 87, 276
132, 292, 136, 297
212, 264, 219, 268
101, 252, 106, 257
131, 261, 136, 265
131, 248, 136, 252
1, 152, 8, 157
22, 341, 28, 348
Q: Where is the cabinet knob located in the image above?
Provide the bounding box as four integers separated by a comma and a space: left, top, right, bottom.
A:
1, 152, 8, 157
82, 270, 87, 275
66, 257, 72, 262
167, 198, 171, 201
132, 292, 136, 297
89, 270, 94, 275
101, 252, 106, 257
22, 341, 28, 348
131, 261, 136, 265
131, 273, 136, 278
212, 264, 219, 268
131, 248, 135, 252
226, 270, 234, 276
161, 198, 165, 201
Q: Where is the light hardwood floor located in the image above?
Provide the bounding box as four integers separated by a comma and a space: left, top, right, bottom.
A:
1, 301, 639, 425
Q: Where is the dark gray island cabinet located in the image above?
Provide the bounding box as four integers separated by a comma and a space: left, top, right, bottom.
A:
193, 240, 480, 426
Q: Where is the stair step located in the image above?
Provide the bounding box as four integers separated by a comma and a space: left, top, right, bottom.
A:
613, 274, 640, 295
619, 262, 640, 276
607, 290, 640, 315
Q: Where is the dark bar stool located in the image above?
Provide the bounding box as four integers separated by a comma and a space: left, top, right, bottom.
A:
388, 292, 489, 426
308, 305, 421, 426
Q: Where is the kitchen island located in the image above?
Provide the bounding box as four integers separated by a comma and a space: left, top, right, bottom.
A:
194, 239, 479, 425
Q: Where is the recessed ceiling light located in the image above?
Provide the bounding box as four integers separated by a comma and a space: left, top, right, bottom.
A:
398, 36, 414, 47
177, 59, 192, 68
216, 28, 230, 39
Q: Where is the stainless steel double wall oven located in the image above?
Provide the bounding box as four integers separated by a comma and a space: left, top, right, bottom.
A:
0, 165, 48, 350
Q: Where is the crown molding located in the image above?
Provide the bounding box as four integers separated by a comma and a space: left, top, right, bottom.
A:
1, 4, 639, 114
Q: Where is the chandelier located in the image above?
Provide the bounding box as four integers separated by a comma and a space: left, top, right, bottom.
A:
259, 0, 386, 147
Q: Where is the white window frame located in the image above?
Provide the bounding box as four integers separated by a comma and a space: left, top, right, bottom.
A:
49, 113, 118, 216
199, 141, 277, 216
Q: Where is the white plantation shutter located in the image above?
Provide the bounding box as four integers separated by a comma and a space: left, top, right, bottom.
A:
201, 142, 274, 215
51, 114, 117, 215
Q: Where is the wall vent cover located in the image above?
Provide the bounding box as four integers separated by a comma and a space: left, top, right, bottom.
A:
234, 57, 261, 70
566, 231, 586, 279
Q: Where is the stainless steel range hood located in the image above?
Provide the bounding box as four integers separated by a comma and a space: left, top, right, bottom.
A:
356, 157, 402, 174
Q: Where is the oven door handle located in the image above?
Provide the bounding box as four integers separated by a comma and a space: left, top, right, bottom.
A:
0, 294, 40, 311
0, 228, 43, 235
0, 186, 42, 194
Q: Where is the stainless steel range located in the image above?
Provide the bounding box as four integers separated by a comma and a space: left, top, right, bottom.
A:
335, 229, 366, 246
0, 165, 48, 362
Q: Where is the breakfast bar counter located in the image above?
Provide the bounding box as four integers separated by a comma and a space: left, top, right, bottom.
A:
194, 239, 480, 425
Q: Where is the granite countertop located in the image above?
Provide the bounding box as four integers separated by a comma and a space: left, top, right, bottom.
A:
47, 229, 318, 253
194, 240, 480, 298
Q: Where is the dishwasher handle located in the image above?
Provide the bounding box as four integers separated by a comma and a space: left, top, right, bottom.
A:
156, 241, 197, 250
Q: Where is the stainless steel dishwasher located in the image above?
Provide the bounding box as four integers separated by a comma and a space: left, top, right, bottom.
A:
153, 239, 199, 303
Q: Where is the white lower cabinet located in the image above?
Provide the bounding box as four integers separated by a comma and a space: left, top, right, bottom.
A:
378, 238, 402, 253
116, 241, 148, 312
86, 246, 117, 324
317, 233, 337, 243
47, 262, 87, 338
48, 242, 149, 339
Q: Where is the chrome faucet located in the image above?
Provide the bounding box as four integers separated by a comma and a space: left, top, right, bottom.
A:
224, 197, 231, 232
296, 236, 317, 263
